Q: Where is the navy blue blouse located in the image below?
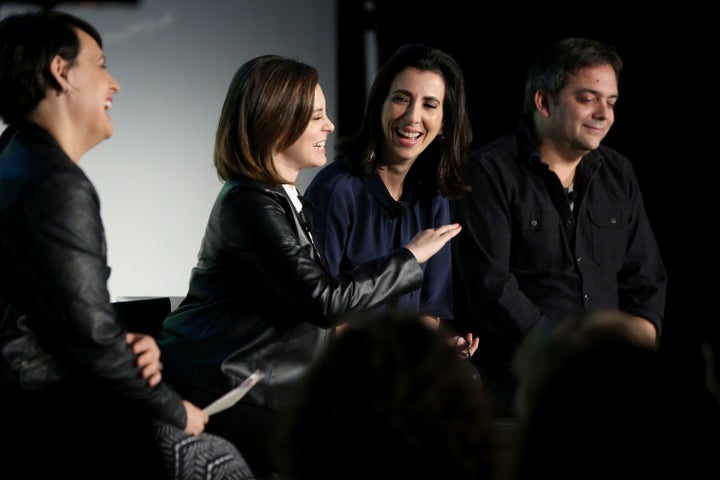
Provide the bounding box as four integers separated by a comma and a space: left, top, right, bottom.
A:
305, 158, 453, 320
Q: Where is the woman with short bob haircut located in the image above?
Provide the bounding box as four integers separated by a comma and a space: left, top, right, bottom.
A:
158, 54, 462, 476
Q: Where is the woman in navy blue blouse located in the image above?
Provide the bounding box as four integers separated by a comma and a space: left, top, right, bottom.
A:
305, 44, 478, 356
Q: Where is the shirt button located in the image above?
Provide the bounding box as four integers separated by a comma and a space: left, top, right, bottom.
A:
576, 257, 582, 263
530, 219, 538, 227
610, 217, 617, 225
565, 219, 573, 227
583, 294, 590, 302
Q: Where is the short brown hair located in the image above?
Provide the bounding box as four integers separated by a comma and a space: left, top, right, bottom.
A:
213, 55, 319, 184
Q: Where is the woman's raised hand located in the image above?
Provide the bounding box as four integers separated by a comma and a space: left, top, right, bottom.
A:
404, 223, 461, 264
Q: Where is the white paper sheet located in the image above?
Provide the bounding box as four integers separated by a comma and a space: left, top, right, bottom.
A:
202, 370, 263, 416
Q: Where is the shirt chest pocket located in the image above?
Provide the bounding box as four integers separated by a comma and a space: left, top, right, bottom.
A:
588, 205, 630, 269
511, 208, 562, 271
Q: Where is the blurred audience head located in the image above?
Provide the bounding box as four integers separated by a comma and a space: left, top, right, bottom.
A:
510, 308, 709, 479
512, 308, 657, 417
279, 309, 503, 480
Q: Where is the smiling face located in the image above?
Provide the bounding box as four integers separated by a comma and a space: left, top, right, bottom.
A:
379, 67, 445, 167
543, 63, 618, 155
274, 83, 335, 182
65, 27, 120, 152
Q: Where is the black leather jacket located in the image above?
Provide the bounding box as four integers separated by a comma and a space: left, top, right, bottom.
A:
158, 176, 423, 410
0, 123, 186, 428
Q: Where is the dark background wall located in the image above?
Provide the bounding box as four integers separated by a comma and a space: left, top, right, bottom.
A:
337, 2, 717, 362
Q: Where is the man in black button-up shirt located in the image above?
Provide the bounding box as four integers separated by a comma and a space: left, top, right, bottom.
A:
451, 38, 666, 417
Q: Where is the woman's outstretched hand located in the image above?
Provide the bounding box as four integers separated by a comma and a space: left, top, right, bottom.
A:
405, 223, 461, 264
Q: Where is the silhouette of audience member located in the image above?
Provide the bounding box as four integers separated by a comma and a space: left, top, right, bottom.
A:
687, 313, 720, 476
278, 309, 505, 480
702, 317, 720, 404
662, 295, 720, 472
512, 309, 655, 418
509, 309, 717, 479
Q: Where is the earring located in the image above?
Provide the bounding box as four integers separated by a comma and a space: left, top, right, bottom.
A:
368, 150, 376, 163
436, 134, 445, 142
64, 85, 72, 96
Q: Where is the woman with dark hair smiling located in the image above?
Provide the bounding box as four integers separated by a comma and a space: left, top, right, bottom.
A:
305, 44, 479, 357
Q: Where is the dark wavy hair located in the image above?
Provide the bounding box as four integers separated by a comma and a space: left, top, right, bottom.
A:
0, 11, 102, 124
338, 44, 472, 199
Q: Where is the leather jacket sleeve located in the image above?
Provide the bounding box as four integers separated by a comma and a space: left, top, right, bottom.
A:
8, 168, 186, 428
218, 184, 424, 328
